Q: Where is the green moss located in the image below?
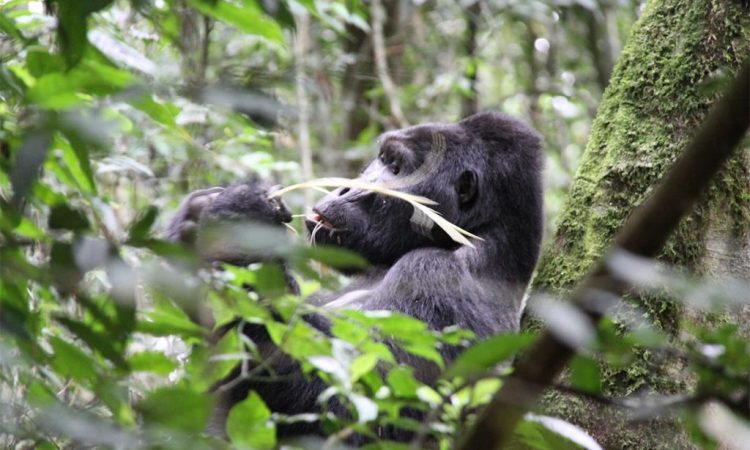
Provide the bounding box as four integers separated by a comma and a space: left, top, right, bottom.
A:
535, 0, 750, 292
530, 0, 750, 448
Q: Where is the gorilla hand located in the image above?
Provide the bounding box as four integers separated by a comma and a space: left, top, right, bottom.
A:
166, 179, 293, 265
165, 186, 226, 245
200, 181, 292, 227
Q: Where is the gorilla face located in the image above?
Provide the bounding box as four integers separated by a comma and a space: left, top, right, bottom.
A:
305, 122, 481, 267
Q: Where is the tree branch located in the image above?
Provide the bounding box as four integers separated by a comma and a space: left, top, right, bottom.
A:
455, 59, 750, 450
294, 12, 314, 210
370, 0, 408, 128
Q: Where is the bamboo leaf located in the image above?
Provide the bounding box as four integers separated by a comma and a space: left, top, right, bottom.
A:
270, 177, 483, 247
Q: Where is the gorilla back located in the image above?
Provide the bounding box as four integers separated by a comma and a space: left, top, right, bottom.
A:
166, 112, 544, 441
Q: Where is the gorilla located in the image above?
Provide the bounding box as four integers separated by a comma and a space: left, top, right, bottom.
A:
166, 112, 543, 442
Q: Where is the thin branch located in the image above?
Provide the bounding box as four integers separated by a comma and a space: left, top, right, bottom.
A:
455, 59, 750, 450
294, 12, 314, 210
200, 15, 212, 84
370, 0, 408, 128
460, 0, 482, 118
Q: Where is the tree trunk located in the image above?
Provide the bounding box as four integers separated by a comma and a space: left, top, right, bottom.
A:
460, 0, 481, 118
530, 1, 750, 448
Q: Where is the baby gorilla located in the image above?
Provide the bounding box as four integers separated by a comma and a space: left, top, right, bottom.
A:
166, 112, 543, 441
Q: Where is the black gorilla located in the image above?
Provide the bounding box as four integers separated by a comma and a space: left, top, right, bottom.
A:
166, 112, 543, 441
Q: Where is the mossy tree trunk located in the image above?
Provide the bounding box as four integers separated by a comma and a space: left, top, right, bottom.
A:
530, 1, 750, 448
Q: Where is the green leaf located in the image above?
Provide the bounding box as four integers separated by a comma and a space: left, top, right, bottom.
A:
266, 320, 329, 359
0, 13, 25, 43
226, 391, 276, 449
26, 379, 57, 405
26, 48, 64, 78
49, 241, 82, 291
570, 356, 602, 394
10, 131, 52, 209
444, 332, 536, 379
225, 264, 289, 298
53, 0, 115, 68
296, 245, 368, 270
517, 414, 602, 450
49, 203, 90, 231
128, 350, 178, 375
136, 386, 211, 431
186, 0, 285, 43
129, 93, 179, 128
386, 367, 421, 398
350, 353, 378, 382
415, 385, 441, 407
49, 335, 99, 383
28, 66, 132, 110
56, 316, 128, 369
184, 330, 240, 391
137, 301, 206, 340
127, 206, 158, 242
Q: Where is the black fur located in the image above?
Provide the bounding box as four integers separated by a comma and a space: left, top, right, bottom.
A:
166, 112, 544, 441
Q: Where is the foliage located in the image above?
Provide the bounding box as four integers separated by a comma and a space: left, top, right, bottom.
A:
1, 1, 749, 450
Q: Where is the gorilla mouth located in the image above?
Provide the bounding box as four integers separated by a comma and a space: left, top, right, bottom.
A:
305, 211, 342, 245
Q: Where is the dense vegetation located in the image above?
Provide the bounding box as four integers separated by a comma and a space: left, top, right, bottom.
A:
0, 1, 748, 449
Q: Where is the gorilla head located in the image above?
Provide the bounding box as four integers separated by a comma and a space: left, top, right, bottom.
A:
306, 112, 543, 280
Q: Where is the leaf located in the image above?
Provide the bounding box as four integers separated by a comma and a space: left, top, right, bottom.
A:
350, 353, 378, 382
309, 355, 348, 385
137, 302, 206, 340
265, 321, 329, 359
518, 413, 603, 450
88, 29, 156, 76
569, 356, 602, 394
129, 94, 179, 128
58, 134, 96, 195
411, 201, 481, 247
27, 59, 132, 109
186, 0, 284, 43
350, 393, 379, 423
53, 0, 115, 68
136, 386, 211, 432
386, 367, 421, 398
127, 205, 158, 242
49, 336, 99, 384
270, 177, 482, 247
296, 245, 368, 269
96, 155, 154, 177
226, 391, 276, 449
444, 333, 536, 379
128, 351, 177, 375
56, 316, 128, 370
224, 264, 289, 298
10, 131, 52, 209
0, 12, 25, 43
26, 49, 65, 78
416, 386, 441, 407
50, 241, 83, 292
49, 203, 90, 231
270, 177, 437, 205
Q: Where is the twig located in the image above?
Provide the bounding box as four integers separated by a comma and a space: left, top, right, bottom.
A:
370, 0, 408, 128
455, 59, 750, 450
294, 11, 314, 210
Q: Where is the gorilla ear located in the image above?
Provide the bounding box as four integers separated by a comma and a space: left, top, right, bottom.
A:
456, 170, 478, 205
